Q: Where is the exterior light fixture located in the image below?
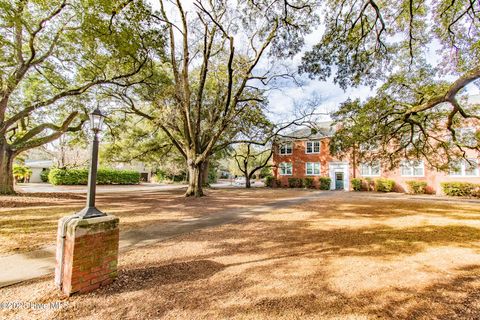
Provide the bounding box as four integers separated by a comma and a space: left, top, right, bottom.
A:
76, 107, 107, 219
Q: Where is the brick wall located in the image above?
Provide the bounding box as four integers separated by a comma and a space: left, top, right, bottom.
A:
273, 138, 353, 188
272, 137, 480, 194
56, 215, 119, 296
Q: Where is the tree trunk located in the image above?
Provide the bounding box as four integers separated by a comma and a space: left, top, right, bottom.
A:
202, 160, 210, 187
245, 173, 251, 188
185, 161, 204, 197
0, 143, 15, 195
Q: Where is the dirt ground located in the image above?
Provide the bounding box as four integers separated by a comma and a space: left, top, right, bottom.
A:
1, 191, 480, 319
0, 188, 310, 254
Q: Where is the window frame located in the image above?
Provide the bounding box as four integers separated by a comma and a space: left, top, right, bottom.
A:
449, 159, 479, 177
305, 162, 321, 176
279, 162, 293, 176
400, 160, 425, 177
305, 140, 320, 154
359, 161, 381, 177
279, 142, 292, 155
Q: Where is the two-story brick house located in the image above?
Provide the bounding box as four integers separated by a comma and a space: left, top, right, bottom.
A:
272, 121, 480, 194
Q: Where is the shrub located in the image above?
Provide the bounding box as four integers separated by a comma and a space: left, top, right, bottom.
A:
13, 165, 32, 183
288, 178, 303, 188
441, 182, 476, 197
319, 177, 331, 190
150, 173, 161, 183
472, 186, 480, 198
304, 177, 314, 189
49, 168, 87, 185
364, 177, 375, 191
40, 168, 50, 183
406, 180, 428, 194
49, 168, 140, 185
375, 178, 395, 192
265, 176, 275, 187
351, 178, 362, 191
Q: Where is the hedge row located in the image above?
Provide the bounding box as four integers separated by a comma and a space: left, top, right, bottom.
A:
350, 177, 395, 192
265, 176, 331, 190
441, 182, 480, 197
405, 180, 428, 194
48, 168, 140, 185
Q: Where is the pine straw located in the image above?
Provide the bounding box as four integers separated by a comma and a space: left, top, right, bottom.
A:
0, 188, 309, 254
1, 192, 480, 319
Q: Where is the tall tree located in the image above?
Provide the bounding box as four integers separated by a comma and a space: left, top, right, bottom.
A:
231, 143, 272, 188
0, 0, 161, 194
301, 0, 480, 164
123, 0, 318, 197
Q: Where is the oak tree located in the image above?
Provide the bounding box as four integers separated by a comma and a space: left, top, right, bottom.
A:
0, 0, 161, 194
301, 0, 480, 166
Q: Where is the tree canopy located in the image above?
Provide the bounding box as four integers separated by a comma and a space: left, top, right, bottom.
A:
301, 0, 480, 165
0, 0, 162, 194
119, 0, 319, 196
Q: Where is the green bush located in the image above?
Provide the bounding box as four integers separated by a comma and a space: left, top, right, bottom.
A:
265, 176, 275, 187
364, 177, 375, 191
49, 168, 88, 185
375, 178, 395, 192
406, 180, 428, 194
288, 177, 303, 188
13, 165, 32, 182
441, 182, 476, 197
304, 177, 314, 189
351, 178, 362, 191
319, 177, 331, 190
49, 168, 140, 185
40, 168, 50, 183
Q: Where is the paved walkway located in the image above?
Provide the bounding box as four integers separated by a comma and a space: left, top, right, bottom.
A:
15, 181, 264, 194
0, 192, 324, 289
16, 182, 187, 194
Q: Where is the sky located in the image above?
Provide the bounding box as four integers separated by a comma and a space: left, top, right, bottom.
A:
264, 31, 374, 119
147, 0, 479, 122
148, 0, 374, 121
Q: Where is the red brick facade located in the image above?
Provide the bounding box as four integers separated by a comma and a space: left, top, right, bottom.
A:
55, 215, 119, 296
272, 137, 480, 194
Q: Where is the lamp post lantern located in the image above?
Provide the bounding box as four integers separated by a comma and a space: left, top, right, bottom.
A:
76, 107, 107, 219
55, 106, 120, 296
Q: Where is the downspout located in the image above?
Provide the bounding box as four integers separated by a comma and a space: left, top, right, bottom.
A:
55, 215, 79, 290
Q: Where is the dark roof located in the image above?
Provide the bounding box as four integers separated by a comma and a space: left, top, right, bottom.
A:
277, 121, 335, 141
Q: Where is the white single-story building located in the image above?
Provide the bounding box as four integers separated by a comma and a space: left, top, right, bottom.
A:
24, 159, 54, 183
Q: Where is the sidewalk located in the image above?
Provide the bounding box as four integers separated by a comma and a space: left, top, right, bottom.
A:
16, 182, 187, 194
0, 192, 324, 289
15, 180, 262, 194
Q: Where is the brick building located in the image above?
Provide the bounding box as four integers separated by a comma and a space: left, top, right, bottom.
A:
272, 121, 480, 194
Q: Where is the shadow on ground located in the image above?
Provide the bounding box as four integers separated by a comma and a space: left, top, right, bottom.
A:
1, 191, 480, 319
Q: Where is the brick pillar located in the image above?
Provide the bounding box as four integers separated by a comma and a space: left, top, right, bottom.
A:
55, 215, 119, 296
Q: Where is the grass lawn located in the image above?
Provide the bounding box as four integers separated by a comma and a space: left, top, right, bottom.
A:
1, 191, 480, 319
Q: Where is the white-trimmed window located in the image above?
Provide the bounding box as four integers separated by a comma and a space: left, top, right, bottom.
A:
306, 141, 320, 154
305, 162, 321, 175
401, 160, 424, 177
449, 159, 479, 177
279, 142, 292, 155
279, 162, 293, 175
360, 161, 381, 176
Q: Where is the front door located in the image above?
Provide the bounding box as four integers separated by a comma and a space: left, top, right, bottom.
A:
335, 172, 344, 190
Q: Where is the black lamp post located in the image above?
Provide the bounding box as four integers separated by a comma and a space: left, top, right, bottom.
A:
76, 107, 107, 219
